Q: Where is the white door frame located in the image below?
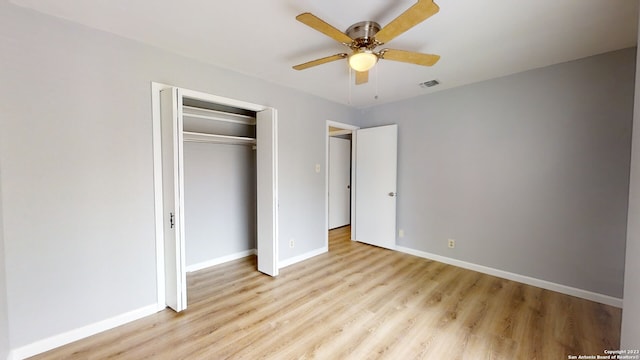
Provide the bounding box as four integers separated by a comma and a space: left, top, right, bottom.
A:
325, 120, 359, 248
151, 82, 279, 309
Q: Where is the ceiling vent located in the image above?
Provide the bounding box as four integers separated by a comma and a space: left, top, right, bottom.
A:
419, 80, 440, 88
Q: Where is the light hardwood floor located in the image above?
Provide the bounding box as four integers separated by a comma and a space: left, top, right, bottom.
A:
31, 226, 620, 359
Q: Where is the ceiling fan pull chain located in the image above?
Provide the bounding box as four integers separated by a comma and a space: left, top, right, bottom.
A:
375, 64, 379, 100
348, 67, 352, 105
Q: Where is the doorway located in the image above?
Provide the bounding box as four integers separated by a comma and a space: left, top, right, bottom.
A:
325, 121, 359, 249
328, 131, 352, 229
325, 121, 399, 252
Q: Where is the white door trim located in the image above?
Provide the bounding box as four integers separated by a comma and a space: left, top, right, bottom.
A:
151, 82, 279, 309
325, 120, 359, 248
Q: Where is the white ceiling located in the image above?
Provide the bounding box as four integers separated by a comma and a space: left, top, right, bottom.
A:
10, 0, 639, 108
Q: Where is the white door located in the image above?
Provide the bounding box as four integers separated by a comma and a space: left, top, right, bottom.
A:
160, 88, 187, 311
354, 124, 398, 250
256, 108, 279, 276
329, 137, 351, 229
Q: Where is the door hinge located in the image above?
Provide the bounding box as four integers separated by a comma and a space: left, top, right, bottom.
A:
170, 212, 175, 229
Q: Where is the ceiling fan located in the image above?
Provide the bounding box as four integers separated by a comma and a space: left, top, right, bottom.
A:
292, 0, 441, 85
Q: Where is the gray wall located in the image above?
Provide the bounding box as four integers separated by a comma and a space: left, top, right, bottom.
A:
621, 16, 640, 348
183, 143, 256, 266
360, 48, 635, 298
0, 1, 357, 349
0, 169, 9, 360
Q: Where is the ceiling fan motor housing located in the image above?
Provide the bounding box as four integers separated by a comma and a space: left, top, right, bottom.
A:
346, 21, 382, 49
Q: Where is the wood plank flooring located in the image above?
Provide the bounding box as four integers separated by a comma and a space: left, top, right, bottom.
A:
30, 226, 621, 359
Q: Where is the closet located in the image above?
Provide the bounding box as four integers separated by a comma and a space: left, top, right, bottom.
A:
158, 86, 278, 312
182, 100, 257, 272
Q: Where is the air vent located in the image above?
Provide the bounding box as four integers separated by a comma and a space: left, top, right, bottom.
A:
419, 80, 440, 88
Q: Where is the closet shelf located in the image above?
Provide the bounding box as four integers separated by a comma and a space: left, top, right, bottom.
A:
183, 106, 256, 126
183, 131, 256, 146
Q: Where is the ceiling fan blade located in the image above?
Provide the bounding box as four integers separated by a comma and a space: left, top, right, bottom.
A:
380, 49, 440, 66
355, 70, 369, 85
292, 53, 348, 70
374, 0, 439, 45
296, 13, 353, 44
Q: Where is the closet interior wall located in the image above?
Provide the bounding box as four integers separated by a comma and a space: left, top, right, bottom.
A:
181, 98, 258, 271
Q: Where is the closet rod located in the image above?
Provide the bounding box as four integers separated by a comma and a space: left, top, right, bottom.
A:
183, 131, 256, 146
183, 106, 256, 125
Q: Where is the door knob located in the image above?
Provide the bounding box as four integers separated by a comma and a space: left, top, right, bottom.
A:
388, 192, 396, 197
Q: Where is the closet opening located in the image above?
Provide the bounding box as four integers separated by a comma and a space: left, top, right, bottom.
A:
153, 84, 278, 313
182, 98, 258, 274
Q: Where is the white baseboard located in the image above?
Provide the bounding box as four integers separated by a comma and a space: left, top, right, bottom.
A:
279, 246, 328, 269
9, 304, 159, 360
186, 249, 256, 273
396, 246, 623, 308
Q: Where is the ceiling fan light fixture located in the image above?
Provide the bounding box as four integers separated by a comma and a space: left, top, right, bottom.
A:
349, 50, 378, 72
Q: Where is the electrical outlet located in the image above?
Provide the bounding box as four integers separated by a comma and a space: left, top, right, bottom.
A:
399, 229, 405, 238
289, 238, 295, 248
448, 239, 455, 249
